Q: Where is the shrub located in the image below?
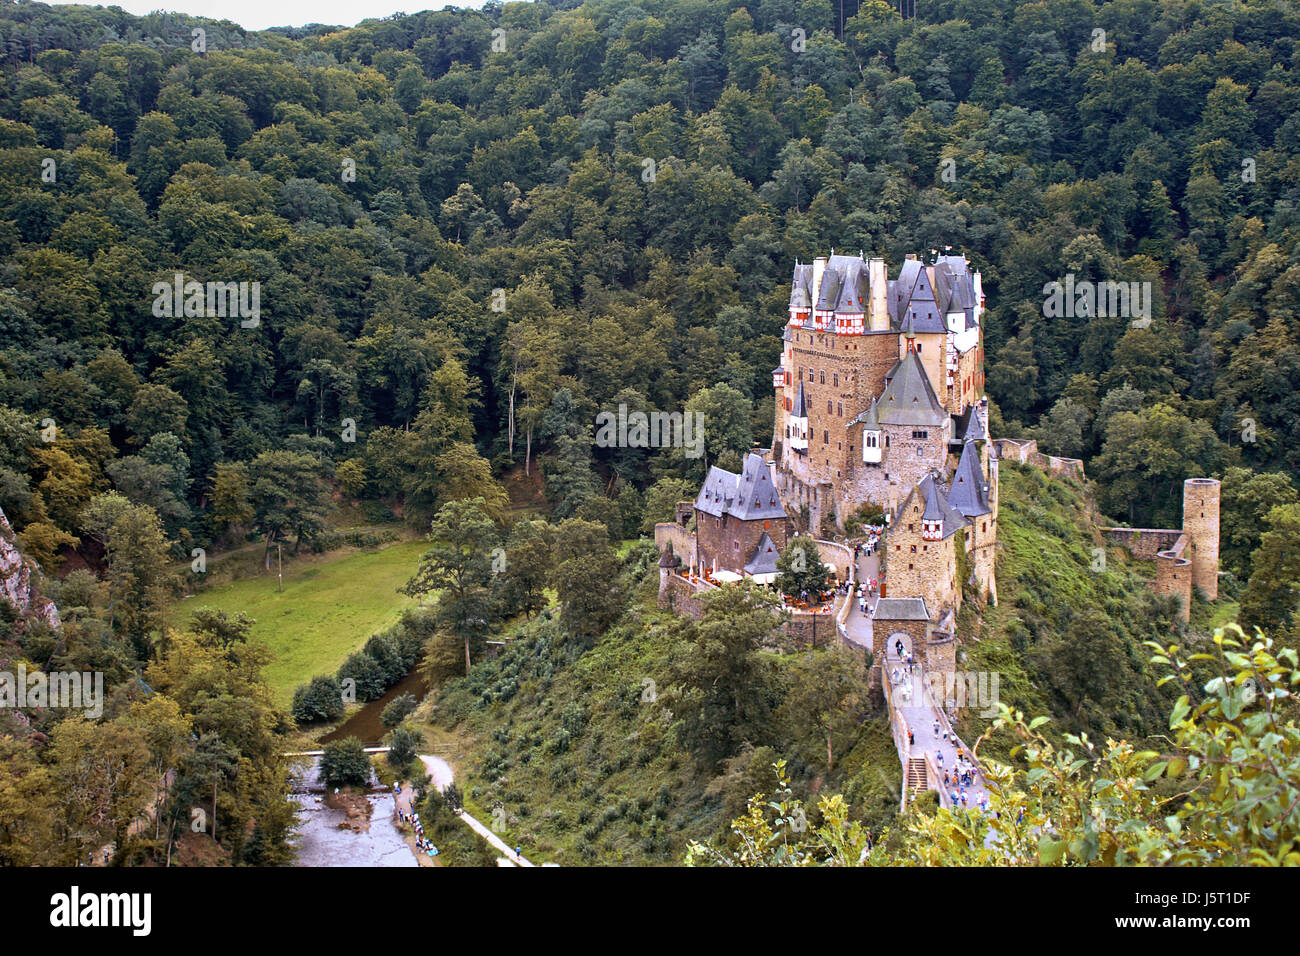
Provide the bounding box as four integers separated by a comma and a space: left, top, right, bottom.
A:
320, 737, 370, 788
291, 675, 345, 723
381, 693, 418, 728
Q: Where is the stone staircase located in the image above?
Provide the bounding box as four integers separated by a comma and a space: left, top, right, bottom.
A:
905, 757, 928, 796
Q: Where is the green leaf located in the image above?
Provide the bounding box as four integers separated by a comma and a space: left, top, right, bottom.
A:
1038, 834, 1066, 864
1144, 761, 1168, 782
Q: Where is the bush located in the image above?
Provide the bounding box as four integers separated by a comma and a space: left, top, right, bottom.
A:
291, 675, 345, 723
387, 726, 418, 772
320, 737, 371, 788
381, 693, 418, 728
338, 650, 387, 701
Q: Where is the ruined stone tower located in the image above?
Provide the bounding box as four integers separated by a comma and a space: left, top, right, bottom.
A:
1183, 478, 1221, 601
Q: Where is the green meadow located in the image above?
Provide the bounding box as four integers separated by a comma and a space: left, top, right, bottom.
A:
178, 540, 429, 706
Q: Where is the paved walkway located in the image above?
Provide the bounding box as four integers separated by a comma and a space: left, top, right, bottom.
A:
839, 543, 991, 813
884, 647, 989, 810
841, 549, 879, 654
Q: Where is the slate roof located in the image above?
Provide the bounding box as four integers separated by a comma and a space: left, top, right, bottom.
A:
744, 532, 781, 575
933, 254, 979, 330
789, 263, 813, 309
877, 351, 948, 427
792, 380, 808, 418
849, 396, 880, 430
695, 466, 739, 518
833, 256, 867, 313
695, 453, 787, 522
895, 473, 966, 540
949, 403, 986, 445
946, 440, 992, 518
815, 265, 841, 312
731, 453, 788, 520
658, 544, 680, 568
890, 259, 946, 333
873, 597, 930, 621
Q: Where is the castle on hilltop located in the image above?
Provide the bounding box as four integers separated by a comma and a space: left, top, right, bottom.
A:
656, 249, 1220, 655
656, 250, 1000, 647
770, 250, 999, 616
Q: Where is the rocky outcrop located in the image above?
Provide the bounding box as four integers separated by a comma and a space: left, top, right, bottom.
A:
0, 505, 60, 630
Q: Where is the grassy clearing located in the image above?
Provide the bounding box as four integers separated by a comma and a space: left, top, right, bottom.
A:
177, 539, 428, 706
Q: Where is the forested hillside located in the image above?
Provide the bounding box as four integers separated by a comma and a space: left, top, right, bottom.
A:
1, 0, 1299, 867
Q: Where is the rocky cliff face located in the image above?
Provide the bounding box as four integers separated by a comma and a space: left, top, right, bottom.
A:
0, 505, 60, 630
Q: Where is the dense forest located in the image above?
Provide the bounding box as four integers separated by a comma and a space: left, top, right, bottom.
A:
1, 0, 1299, 865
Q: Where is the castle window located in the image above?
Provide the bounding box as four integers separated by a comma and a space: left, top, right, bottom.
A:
917, 343, 923, 353
908, 563, 914, 570
820, 371, 826, 384
828, 400, 833, 414
837, 402, 843, 416
912, 430, 928, 440
764, 521, 770, 529
923, 545, 928, 551
833, 373, 839, 386
823, 431, 829, 443
910, 545, 916, 553
908, 523, 914, 531
981, 522, 986, 532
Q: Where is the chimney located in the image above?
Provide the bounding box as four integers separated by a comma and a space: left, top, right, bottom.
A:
868, 258, 889, 331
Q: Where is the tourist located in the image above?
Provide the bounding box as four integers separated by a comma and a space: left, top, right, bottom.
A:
908, 730, 914, 747
936, 750, 944, 767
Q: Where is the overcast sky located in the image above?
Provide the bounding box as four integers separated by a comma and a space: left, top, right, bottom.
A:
51, 1, 487, 32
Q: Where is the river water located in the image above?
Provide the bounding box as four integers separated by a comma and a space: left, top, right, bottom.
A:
290, 758, 416, 867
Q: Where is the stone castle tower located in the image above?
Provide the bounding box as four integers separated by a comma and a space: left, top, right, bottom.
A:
770, 249, 999, 617
1183, 478, 1221, 601
771, 251, 987, 532
1149, 478, 1222, 621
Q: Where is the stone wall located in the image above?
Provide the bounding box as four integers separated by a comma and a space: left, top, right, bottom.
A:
654, 522, 698, 572
783, 609, 839, 649
1154, 546, 1193, 623
815, 539, 854, 583
657, 572, 710, 618
1100, 527, 1184, 560
872, 618, 929, 663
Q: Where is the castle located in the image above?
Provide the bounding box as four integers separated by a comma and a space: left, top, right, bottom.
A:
657, 251, 1000, 647
770, 250, 999, 622
656, 249, 1219, 651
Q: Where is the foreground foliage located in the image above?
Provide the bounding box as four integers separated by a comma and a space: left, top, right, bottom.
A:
687, 625, 1299, 866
